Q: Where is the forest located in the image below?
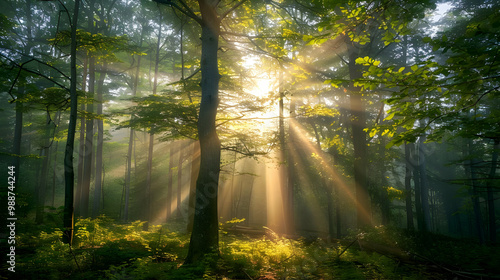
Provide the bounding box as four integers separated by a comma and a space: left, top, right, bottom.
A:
0, 0, 499, 278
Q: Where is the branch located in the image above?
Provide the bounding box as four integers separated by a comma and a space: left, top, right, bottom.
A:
221, 0, 248, 20
19, 53, 71, 80
164, 68, 201, 87
222, 146, 267, 157
153, 0, 202, 25
0, 53, 70, 100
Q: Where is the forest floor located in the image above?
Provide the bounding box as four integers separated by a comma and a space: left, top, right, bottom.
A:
2, 217, 500, 279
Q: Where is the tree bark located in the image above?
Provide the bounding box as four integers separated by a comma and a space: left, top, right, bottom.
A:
404, 142, 414, 230
347, 41, 371, 228
379, 135, 390, 225
123, 23, 144, 222
81, 2, 96, 218
51, 112, 61, 207
92, 63, 106, 218
80, 57, 95, 218
123, 129, 133, 222
75, 55, 88, 217
466, 139, 485, 244
11, 0, 34, 187
177, 141, 184, 219
167, 142, 174, 221
144, 133, 154, 228
487, 139, 499, 243
63, 0, 80, 245
36, 114, 53, 224
185, 1, 221, 263
187, 140, 201, 232
412, 146, 425, 232
286, 96, 296, 235
418, 133, 431, 231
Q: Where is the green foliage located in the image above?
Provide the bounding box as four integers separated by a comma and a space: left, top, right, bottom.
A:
15, 217, 189, 279
50, 30, 131, 62
356, 3, 500, 147
120, 92, 198, 137
11, 218, 500, 279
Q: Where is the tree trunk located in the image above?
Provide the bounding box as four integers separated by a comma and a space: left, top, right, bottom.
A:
286, 97, 296, 235
81, 57, 95, 218
144, 133, 154, 228
81, 3, 96, 217
36, 114, 52, 224
185, 2, 221, 263
187, 140, 201, 232
11, 0, 34, 187
347, 41, 371, 228
487, 139, 499, 243
63, 0, 80, 245
123, 24, 144, 222
418, 133, 431, 231
379, 135, 390, 225
76, 55, 88, 217
12, 103, 23, 177
51, 112, 61, 207
466, 139, 485, 244
177, 141, 184, 219
123, 129, 133, 222
92, 63, 106, 218
167, 142, 174, 221
404, 142, 414, 230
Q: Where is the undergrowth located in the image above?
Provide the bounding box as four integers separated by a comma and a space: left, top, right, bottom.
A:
5, 217, 500, 279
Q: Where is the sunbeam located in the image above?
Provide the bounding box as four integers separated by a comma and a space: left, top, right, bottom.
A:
288, 118, 372, 228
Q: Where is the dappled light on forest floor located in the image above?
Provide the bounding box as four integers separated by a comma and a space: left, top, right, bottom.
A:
13, 218, 500, 279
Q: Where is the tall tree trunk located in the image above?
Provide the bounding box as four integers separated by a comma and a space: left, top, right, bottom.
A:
405, 142, 414, 230
36, 114, 53, 224
466, 139, 485, 244
185, 1, 221, 263
92, 63, 107, 218
402, 37, 413, 231
177, 141, 184, 219
418, 133, 431, 231
278, 66, 293, 235
76, 55, 88, 217
81, 2, 96, 218
123, 24, 144, 222
81, 57, 95, 218
12, 102, 23, 177
63, 0, 80, 245
379, 135, 390, 225
286, 97, 296, 235
412, 146, 424, 231
144, 133, 154, 228
51, 112, 61, 207
123, 130, 133, 222
187, 140, 200, 232
347, 41, 371, 228
487, 139, 499, 243
167, 142, 174, 221
11, 0, 34, 185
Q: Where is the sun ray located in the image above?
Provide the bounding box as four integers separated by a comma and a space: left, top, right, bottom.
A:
288, 118, 373, 227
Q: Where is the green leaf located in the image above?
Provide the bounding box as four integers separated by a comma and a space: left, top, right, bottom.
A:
411, 65, 418, 72
384, 112, 396, 121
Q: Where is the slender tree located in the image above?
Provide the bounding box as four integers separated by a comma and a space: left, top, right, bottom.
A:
63, 0, 80, 245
